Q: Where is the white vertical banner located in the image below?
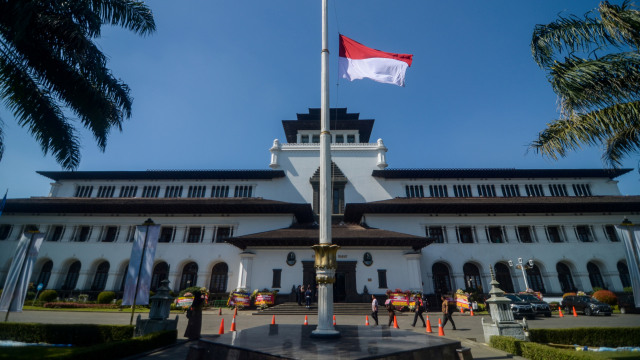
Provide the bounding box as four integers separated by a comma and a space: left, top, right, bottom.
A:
616, 225, 640, 307
0, 232, 45, 312
122, 224, 160, 305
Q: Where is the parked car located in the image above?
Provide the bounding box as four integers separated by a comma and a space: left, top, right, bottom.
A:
561, 295, 612, 316
516, 293, 552, 317
504, 294, 536, 320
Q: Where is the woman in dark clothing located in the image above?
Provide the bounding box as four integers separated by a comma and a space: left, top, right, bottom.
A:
184, 290, 204, 340
412, 295, 426, 327
386, 301, 397, 328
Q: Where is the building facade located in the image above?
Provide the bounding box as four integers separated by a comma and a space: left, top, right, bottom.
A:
0, 108, 638, 301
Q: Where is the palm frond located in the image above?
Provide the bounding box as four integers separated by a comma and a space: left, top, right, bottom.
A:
89, 0, 156, 36
599, 1, 640, 49
605, 124, 640, 166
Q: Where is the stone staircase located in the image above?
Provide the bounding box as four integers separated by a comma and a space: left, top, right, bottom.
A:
252, 302, 408, 316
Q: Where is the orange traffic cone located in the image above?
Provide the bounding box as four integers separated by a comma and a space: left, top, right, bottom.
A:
230, 315, 236, 331
426, 315, 432, 333
438, 318, 445, 336
470, 308, 474, 316
365, 315, 370, 326
304, 315, 308, 325
218, 308, 222, 316
558, 308, 564, 318
393, 315, 399, 329
234, 307, 238, 316
218, 318, 225, 335
572, 306, 578, 317
271, 315, 276, 325
333, 315, 337, 326
461, 307, 465, 314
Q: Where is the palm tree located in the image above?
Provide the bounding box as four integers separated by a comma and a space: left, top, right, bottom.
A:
530, 1, 640, 167
0, 0, 155, 169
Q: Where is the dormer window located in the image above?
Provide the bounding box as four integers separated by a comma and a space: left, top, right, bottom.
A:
301, 135, 309, 143
335, 135, 344, 143
347, 135, 355, 143
312, 134, 320, 143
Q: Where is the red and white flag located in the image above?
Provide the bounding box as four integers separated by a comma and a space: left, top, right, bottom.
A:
339, 34, 413, 87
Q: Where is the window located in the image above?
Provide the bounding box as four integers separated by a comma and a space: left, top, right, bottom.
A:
187, 186, 206, 198
477, 184, 496, 197
557, 262, 576, 293
546, 226, 564, 243
272, 269, 282, 288
604, 225, 620, 242
210, 263, 228, 293
335, 134, 344, 143
186, 227, 203, 243
487, 226, 505, 243
432, 262, 451, 294
91, 261, 110, 291
501, 184, 521, 197
525, 184, 544, 196
300, 135, 309, 143
457, 226, 474, 243
75, 185, 93, 198
0, 225, 12, 240
377, 269, 387, 288
213, 226, 233, 243
125, 226, 136, 242
463, 263, 482, 292
405, 185, 424, 198
36, 260, 53, 289
47, 225, 64, 242
618, 261, 631, 288
453, 184, 472, 197
587, 262, 605, 289
312, 134, 320, 143
142, 186, 160, 198
101, 226, 118, 242
526, 264, 545, 293
150, 262, 169, 291
211, 185, 229, 198
332, 187, 345, 214
180, 262, 198, 290
61, 261, 81, 290
427, 226, 446, 243
164, 186, 183, 198
158, 227, 175, 243
119, 186, 138, 198
429, 185, 448, 197
97, 185, 115, 198
74, 226, 92, 242
234, 185, 253, 198
576, 225, 594, 242
517, 226, 533, 243
548, 184, 568, 196
494, 263, 514, 293
347, 135, 356, 143
572, 184, 592, 196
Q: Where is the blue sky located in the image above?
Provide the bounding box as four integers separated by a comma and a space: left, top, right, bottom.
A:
0, 0, 638, 198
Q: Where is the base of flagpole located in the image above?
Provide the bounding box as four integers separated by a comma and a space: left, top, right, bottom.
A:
310, 329, 341, 339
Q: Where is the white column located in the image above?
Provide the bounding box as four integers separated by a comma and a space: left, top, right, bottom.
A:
376, 139, 388, 169
403, 252, 422, 291
236, 252, 255, 290
269, 139, 281, 169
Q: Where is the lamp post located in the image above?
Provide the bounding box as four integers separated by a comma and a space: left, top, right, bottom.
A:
130, 218, 155, 325
508, 257, 534, 292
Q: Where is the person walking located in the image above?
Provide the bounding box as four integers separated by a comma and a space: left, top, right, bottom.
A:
184, 290, 204, 340
412, 295, 426, 327
370, 295, 379, 325
386, 299, 397, 328
441, 295, 456, 330
305, 285, 312, 308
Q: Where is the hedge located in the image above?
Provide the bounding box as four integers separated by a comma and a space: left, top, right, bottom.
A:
528, 327, 640, 347
43, 302, 118, 309
39, 289, 58, 302
0, 330, 177, 360
490, 336, 595, 360
96, 291, 115, 304
0, 323, 133, 346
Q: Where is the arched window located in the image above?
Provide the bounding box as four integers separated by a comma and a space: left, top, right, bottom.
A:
151, 262, 169, 291
91, 261, 110, 291
180, 262, 198, 290
526, 264, 545, 293
36, 260, 53, 289
494, 262, 514, 293
463, 263, 482, 292
556, 263, 575, 293
210, 263, 229, 293
587, 262, 605, 289
432, 262, 451, 294
62, 261, 81, 290
618, 261, 631, 288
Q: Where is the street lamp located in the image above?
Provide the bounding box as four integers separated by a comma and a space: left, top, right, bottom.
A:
508, 257, 534, 292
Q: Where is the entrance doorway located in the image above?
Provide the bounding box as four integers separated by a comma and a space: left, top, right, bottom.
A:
302, 261, 358, 302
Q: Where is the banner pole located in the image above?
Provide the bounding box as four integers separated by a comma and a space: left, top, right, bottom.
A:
4, 229, 39, 322
130, 219, 154, 326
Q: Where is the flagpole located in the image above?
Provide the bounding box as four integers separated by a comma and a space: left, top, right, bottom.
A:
130, 218, 154, 325
311, 0, 340, 338
4, 228, 39, 322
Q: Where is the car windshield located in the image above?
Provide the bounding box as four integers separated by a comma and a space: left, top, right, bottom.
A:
518, 294, 538, 301
505, 294, 522, 302
585, 298, 603, 304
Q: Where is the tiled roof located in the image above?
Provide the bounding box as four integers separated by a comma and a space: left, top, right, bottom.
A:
371, 168, 632, 179
37, 170, 286, 181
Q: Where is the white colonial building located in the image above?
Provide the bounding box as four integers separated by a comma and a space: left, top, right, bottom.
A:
0, 108, 638, 303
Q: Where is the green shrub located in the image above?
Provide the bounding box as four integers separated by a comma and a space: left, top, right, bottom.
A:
591, 289, 617, 306
528, 327, 640, 347
0, 323, 134, 346
489, 335, 523, 355
39, 289, 58, 302
97, 291, 116, 304
624, 286, 633, 294
490, 336, 596, 360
